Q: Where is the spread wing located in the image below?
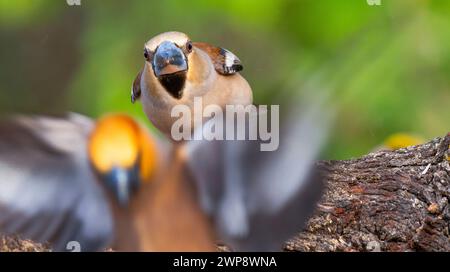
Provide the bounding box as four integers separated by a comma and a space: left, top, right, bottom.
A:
0, 113, 114, 251
193, 42, 243, 75
186, 99, 331, 251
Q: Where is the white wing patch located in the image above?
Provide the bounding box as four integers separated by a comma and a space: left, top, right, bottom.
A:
222, 49, 242, 74
224, 50, 237, 68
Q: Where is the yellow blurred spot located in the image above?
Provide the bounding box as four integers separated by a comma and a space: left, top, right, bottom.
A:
383, 133, 424, 150
88, 114, 158, 182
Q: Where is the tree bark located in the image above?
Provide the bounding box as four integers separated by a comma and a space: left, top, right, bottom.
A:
285, 133, 450, 252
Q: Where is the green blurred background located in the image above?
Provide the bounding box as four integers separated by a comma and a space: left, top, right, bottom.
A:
0, 0, 449, 159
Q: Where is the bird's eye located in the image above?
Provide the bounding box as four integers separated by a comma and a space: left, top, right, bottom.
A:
186, 41, 193, 53
144, 49, 149, 60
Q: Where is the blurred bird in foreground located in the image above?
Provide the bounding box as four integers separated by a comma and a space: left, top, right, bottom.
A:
0, 113, 215, 251
0, 107, 329, 252
0, 107, 328, 252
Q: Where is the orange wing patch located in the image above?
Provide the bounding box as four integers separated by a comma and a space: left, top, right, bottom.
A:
138, 126, 159, 182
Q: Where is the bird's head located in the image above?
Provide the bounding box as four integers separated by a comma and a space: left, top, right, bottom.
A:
88, 114, 158, 206
142, 31, 196, 99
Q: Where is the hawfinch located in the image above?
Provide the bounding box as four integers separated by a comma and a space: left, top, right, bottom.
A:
0, 113, 214, 251
131, 31, 253, 138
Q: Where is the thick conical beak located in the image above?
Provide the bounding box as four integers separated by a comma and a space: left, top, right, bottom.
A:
152, 41, 188, 77
105, 167, 139, 206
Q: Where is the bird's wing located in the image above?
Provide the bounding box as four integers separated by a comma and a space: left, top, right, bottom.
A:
186, 100, 330, 251
0, 113, 114, 251
193, 42, 243, 75
131, 69, 143, 103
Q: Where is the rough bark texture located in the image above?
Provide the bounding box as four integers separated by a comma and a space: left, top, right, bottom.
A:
0, 234, 51, 252
285, 133, 450, 252
1, 134, 449, 252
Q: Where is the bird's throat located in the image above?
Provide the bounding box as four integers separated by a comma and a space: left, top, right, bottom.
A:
158, 71, 186, 100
